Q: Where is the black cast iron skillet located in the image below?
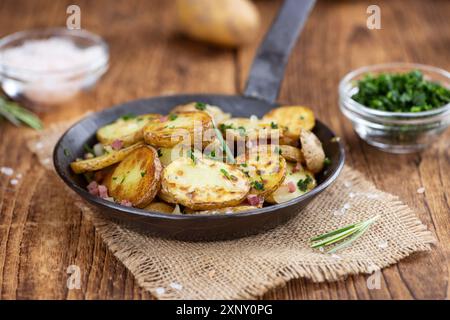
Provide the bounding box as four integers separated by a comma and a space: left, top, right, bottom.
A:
54, 0, 345, 241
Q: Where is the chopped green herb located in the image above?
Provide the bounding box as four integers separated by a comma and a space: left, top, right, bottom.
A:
270, 122, 278, 129
84, 143, 94, 155
352, 70, 450, 113
63, 148, 71, 157
251, 180, 265, 191
297, 175, 313, 192
237, 126, 246, 137
169, 114, 178, 121
157, 149, 163, 157
187, 149, 196, 164
219, 123, 234, 131
210, 150, 216, 158
112, 177, 118, 181
256, 155, 260, 161
195, 102, 207, 110
121, 113, 136, 120
324, 157, 331, 166
220, 168, 230, 178
120, 176, 126, 184
299, 115, 305, 120
140, 171, 147, 177
240, 163, 248, 167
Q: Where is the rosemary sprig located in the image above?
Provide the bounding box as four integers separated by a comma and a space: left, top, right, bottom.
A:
0, 97, 43, 130
310, 216, 379, 253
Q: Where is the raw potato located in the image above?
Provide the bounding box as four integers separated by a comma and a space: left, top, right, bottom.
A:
263, 106, 315, 140
184, 205, 258, 215
103, 146, 162, 208
159, 157, 250, 210
144, 201, 175, 214
279, 145, 304, 163
175, 0, 260, 47
300, 129, 325, 174
70, 142, 145, 174
171, 102, 231, 124
143, 111, 213, 148
266, 162, 316, 204
219, 117, 282, 143
236, 146, 287, 197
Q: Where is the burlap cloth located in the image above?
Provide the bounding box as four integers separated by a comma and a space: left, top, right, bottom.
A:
26, 120, 436, 300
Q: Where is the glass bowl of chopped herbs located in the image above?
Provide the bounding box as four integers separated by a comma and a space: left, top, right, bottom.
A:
339, 63, 450, 153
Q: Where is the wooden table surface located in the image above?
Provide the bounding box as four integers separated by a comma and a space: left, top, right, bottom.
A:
0, 0, 449, 300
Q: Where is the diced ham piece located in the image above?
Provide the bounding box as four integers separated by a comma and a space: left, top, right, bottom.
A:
292, 162, 302, 173
87, 181, 99, 196
287, 181, 296, 193
120, 199, 133, 207
98, 184, 109, 198
247, 194, 264, 207
159, 115, 169, 122
111, 139, 123, 150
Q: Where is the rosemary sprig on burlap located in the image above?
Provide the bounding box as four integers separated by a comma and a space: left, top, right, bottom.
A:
311, 215, 380, 253
0, 96, 43, 130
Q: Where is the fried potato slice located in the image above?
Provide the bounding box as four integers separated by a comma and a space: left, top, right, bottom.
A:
279, 145, 304, 163
143, 111, 213, 148
158, 145, 191, 167
159, 157, 250, 210
219, 117, 282, 143
235, 145, 287, 197
266, 162, 316, 204
144, 201, 175, 213
184, 205, 258, 215
96, 113, 161, 146
70, 142, 145, 174
103, 145, 162, 208
171, 102, 231, 124
300, 129, 325, 174
263, 106, 315, 140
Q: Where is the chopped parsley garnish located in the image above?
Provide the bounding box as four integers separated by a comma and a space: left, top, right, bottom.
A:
219, 123, 234, 131
299, 115, 305, 120
240, 163, 248, 167
168, 114, 178, 121
270, 122, 278, 129
220, 168, 237, 181
63, 148, 71, 157
251, 180, 265, 191
120, 176, 126, 184
324, 157, 331, 166
140, 171, 147, 177
237, 126, 246, 137
195, 102, 207, 110
352, 70, 450, 112
157, 149, 163, 157
297, 175, 312, 192
83, 143, 94, 155
112, 177, 118, 181
121, 113, 136, 120
187, 149, 196, 163
256, 155, 260, 161
210, 150, 216, 158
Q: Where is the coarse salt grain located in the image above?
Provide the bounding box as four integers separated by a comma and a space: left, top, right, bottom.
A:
10, 179, 19, 186
344, 181, 352, 188
155, 287, 165, 296
378, 240, 388, 249
16, 173, 23, 179
417, 187, 425, 194
169, 282, 183, 290
1, 167, 14, 176
331, 254, 342, 260
35, 142, 44, 150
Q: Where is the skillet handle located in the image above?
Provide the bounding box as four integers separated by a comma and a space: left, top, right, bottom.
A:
243, 0, 316, 104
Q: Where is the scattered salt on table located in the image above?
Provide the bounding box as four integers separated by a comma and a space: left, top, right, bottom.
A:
1, 167, 14, 176
417, 187, 425, 194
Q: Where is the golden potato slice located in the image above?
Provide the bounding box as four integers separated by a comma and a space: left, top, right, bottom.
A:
96, 113, 161, 146
300, 129, 325, 174
266, 162, 316, 204
143, 111, 213, 148
184, 205, 258, 215
103, 145, 162, 208
159, 157, 250, 210
235, 145, 287, 197
263, 106, 315, 140
279, 145, 304, 163
70, 142, 145, 174
158, 144, 191, 167
144, 201, 175, 213
219, 117, 281, 143
171, 102, 231, 124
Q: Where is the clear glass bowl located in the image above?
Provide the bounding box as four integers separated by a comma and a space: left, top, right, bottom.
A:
0, 28, 109, 108
339, 63, 450, 153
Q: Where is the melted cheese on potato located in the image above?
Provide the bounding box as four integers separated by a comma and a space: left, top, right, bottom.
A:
160, 157, 250, 210
266, 162, 316, 204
